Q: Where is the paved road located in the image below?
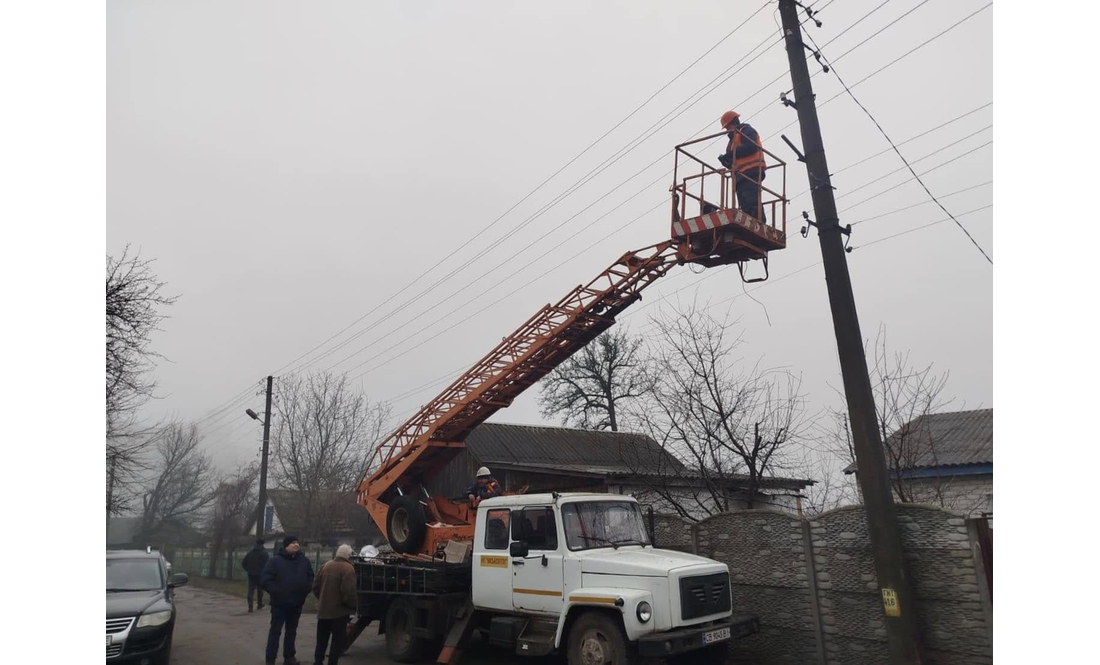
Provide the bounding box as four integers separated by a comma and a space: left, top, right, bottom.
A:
171, 586, 557, 665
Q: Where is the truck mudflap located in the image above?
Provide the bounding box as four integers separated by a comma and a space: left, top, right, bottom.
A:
636, 615, 759, 657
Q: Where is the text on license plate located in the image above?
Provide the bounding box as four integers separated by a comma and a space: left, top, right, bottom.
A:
703, 627, 731, 644
106, 635, 112, 646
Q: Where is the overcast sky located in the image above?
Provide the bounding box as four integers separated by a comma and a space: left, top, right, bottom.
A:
107, 0, 993, 475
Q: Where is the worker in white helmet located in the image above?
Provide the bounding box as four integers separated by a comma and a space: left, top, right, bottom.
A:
465, 466, 502, 507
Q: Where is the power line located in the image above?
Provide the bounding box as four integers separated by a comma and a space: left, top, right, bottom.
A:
344, 112, 992, 389
202, 6, 854, 469
268, 3, 777, 379
302, 38, 797, 377
833, 124, 991, 201
745, 0, 922, 120
768, 0, 991, 142
838, 140, 991, 213
787, 101, 991, 200
802, 7, 992, 263
849, 180, 991, 225
850, 203, 992, 251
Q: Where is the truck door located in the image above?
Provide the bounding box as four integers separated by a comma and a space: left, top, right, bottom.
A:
472, 507, 514, 612
511, 506, 565, 615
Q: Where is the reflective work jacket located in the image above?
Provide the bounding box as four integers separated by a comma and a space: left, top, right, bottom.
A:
465, 478, 502, 500
725, 124, 766, 173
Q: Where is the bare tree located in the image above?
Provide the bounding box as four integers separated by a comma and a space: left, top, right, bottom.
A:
206, 464, 259, 577
106, 247, 176, 516
271, 372, 390, 541
106, 246, 177, 438
538, 329, 649, 432
826, 326, 956, 506
627, 303, 811, 518
138, 423, 216, 543
798, 448, 855, 517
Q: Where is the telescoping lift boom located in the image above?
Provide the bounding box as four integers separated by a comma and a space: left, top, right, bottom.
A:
356, 133, 788, 557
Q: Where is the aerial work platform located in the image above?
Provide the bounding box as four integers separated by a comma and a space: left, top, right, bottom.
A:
670, 130, 787, 279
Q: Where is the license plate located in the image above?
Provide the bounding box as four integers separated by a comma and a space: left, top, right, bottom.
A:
703, 627, 731, 644
106, 635, 112, 646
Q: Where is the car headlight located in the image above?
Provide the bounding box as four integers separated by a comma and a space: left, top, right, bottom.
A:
137, 610, 172, 628
636, 601, 652, 623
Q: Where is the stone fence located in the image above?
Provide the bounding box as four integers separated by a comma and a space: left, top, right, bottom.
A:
650, 505, 993, 665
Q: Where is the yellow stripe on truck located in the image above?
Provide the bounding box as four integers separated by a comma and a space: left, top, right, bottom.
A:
569, 596, 617, 604
515, 588, 563, 597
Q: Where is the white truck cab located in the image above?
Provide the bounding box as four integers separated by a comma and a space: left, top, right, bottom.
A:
468, 493, 755, 664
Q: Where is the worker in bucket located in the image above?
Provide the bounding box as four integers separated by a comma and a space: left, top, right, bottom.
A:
465, 466, 502, 507
717, 110, 767, 223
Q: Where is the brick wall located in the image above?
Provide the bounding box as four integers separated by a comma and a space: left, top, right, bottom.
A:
650, 505, 992, 665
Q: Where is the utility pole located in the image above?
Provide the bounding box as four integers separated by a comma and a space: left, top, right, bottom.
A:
255, 375, 274, 539
777, 1, 923, 662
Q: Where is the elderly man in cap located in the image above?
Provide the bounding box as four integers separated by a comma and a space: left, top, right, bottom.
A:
312, 543, 358, 665
261, 535, 315, 665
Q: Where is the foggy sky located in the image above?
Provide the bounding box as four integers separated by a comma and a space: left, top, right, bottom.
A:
107, 0, 993, 476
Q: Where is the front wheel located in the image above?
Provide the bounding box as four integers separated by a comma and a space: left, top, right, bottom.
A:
567, 612, 639, 665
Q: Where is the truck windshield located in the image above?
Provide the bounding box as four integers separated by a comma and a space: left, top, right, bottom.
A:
561, 501, 652, 551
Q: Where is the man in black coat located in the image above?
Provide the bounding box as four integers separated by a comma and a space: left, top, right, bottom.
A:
241, 539, 270, 613
261, 535, 315, 665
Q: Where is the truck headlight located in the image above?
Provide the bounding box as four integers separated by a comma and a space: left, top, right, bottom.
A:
636, 601, 652, 623
137, 610, 172, 628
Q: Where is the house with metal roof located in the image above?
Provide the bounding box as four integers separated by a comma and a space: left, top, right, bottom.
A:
427, 422, 815, 520
248, 489, 383, 547
844, 408, 993, 517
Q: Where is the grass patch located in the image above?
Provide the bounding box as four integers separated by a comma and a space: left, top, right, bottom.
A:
188, 576, 319, 613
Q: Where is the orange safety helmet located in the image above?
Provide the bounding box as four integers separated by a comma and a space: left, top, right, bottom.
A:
720, 110, 741, 128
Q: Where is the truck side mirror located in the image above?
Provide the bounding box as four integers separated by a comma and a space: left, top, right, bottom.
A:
509, 542, 529, 558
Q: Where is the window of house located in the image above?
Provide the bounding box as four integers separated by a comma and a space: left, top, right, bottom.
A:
484, 508, 511, 550
511, 507, 558, 551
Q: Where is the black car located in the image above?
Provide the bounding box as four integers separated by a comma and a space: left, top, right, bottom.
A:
106, 549, 188, 663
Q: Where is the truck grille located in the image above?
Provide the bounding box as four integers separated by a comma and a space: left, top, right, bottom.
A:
679, 573, 731, 620
106, 618, 133, 634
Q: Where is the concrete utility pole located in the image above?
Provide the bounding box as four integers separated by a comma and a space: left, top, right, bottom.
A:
255, 375, 274, 538
776, 1, 923, 662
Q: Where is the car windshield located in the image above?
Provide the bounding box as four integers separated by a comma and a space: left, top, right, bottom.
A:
562, 501, 652, 551
106, 558, 164, 592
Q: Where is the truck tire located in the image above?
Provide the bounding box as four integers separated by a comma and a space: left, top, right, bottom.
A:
385, 598, 429, 663
567, 611, 639, 665
669, 641, 729, 665
387, 494, 427, 554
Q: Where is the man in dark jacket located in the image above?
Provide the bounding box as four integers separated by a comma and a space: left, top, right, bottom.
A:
261, 535, 315, 665
312, 544, 358, 665
241, 539, 270, 613
464, 466, 502, 507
